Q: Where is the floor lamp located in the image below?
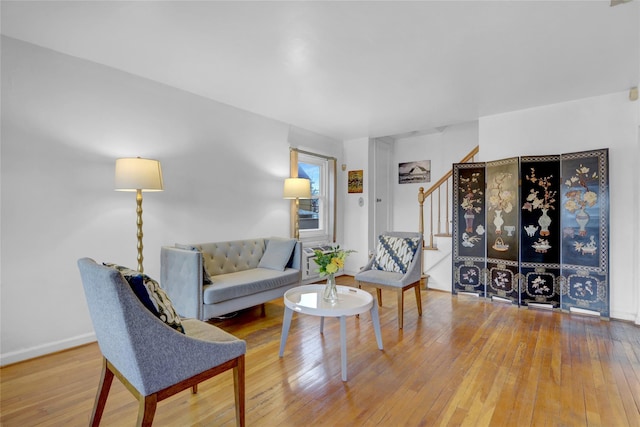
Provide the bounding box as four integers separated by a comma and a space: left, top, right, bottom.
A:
115, 157, 164, 273
283, 178, 311, 240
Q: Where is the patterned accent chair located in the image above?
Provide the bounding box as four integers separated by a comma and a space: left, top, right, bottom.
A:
77, 258, 246, 426
355, 232, 423, 329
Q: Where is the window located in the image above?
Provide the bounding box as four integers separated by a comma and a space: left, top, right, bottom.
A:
293, 150, 335, 243
298, 158, 323, 231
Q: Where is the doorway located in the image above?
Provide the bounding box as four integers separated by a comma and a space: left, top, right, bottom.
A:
372, 138, 392, 251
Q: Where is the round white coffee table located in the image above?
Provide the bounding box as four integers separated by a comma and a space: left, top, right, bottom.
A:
278, 284, 383, 381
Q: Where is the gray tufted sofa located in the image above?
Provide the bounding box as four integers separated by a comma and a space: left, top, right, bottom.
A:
161, 237, 301, 320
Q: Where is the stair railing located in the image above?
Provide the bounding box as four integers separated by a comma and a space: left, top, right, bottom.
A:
418, 146, 479, 250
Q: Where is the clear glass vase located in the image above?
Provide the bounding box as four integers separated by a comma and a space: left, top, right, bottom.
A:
323, 274, 338, 303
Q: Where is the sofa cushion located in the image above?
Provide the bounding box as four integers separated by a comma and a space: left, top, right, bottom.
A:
372, 235, 420, 274
104, 263, 185, 333
203, 268, 300, 304
199, 239, 266, 275
356, 268, 405, 287
258, 237, 296, 271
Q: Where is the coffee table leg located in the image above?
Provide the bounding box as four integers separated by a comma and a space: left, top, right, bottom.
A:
371, 301, 383, 350
340, 315, 347, 381
279, 306, 293, 357
320, 316, 325, 334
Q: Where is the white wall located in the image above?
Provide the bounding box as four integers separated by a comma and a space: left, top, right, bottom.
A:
392, 122, 479, 232
480, 92, 639, 323
342, 137, 370, 274
0, 37, 342, 365
340, 124, 479, 282
637, 123, 640, 325
3, 38, 637, 366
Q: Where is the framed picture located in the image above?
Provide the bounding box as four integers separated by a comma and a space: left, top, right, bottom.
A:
348, 170, 363, 193
399, 160, 431, 184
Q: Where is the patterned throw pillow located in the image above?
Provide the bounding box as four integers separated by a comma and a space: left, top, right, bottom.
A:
372, 235, 420, 274
104, 263, 185, 334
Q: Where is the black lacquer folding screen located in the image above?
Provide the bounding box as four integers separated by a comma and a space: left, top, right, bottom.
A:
520, 155, 561, 308
559, 149, 610, 317
485, 157, 520, 303
451, 148, 609, 317
452, 163, 486, 296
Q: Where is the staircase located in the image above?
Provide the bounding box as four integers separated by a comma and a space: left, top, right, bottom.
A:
418, 146, 479, 291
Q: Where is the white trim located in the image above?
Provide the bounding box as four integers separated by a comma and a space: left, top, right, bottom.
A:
0, 332, 96, 367
569, 307, 601, 317
610, 311, 639, 323
527, 303, 554, 310
298, 153, 334, 242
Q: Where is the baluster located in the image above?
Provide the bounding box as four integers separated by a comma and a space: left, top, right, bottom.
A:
437, 187, 442, 235
418, 187, 425, 249
445, 178, 450, 235
429, 194, 435, 249
417, 145, 478, 248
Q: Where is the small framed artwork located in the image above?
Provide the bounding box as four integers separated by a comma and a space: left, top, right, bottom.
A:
399, 160, 431, 184
348, 170, 363, 193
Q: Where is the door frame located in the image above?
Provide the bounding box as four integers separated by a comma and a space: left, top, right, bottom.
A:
370, 138, 393, 252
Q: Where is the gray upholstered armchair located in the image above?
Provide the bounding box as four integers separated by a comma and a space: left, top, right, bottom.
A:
77, 258, 246, 426
355, 231, 423, 329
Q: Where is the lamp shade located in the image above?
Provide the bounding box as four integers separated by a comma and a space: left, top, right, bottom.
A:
115, 157, 164, 192
283, 177, 311, 199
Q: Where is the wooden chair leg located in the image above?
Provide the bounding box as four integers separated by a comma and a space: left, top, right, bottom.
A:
414, 284, 423, 316
137, 394, 157, 427
397, 289, 404, 329
376, 288, 383, 307
91, 358, 114, 427
234, 355, 246, 427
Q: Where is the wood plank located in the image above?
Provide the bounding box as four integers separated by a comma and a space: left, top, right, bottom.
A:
1, 276, 639, 426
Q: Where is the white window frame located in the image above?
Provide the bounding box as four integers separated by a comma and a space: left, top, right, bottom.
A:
298, 153, 329, 242
291, 149, 337, 244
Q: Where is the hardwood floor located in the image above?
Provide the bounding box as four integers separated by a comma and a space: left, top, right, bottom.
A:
2, 276, 639, 426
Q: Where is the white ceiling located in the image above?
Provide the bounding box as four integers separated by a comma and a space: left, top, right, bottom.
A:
1, 1, 638, 141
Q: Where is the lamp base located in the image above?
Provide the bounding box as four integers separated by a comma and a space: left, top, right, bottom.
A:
136, 189, 144, 273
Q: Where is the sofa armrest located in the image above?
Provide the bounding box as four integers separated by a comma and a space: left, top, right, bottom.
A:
161, 246, 203, 319
289, 241, 302, 271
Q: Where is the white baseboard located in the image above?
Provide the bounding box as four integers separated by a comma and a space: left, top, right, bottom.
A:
609, 310, 638, 322
1, 332, 96, 367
